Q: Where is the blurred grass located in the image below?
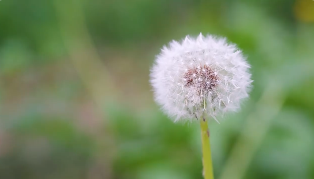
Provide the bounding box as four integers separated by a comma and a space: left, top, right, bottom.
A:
0, 0, 314, 179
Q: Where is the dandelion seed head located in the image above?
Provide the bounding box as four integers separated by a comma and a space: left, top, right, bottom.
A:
150, 33, 252, 122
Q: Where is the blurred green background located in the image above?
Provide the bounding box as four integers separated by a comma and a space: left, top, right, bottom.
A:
0, 0, 314, 179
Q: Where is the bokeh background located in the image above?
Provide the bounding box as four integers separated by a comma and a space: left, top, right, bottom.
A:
1, 0, 314, 179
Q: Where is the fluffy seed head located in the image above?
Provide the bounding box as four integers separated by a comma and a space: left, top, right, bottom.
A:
150, 33, 252, 122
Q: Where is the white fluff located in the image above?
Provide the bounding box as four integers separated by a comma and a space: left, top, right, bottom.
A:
150, 33, 252, 122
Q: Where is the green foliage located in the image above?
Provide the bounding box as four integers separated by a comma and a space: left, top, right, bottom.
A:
0, 0, 314, 179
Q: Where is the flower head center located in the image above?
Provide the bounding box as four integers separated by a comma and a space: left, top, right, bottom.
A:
184, 65, 218, 95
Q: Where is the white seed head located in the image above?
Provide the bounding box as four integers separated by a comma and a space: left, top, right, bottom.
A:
150, 33, 252, 122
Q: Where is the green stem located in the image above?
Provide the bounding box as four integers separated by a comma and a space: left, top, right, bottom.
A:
200, 118, 214, 179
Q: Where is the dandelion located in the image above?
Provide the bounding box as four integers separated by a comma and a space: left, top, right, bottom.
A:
150, 33, 252, 179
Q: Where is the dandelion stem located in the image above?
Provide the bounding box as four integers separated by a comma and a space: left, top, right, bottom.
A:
200, 117, 214, 179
